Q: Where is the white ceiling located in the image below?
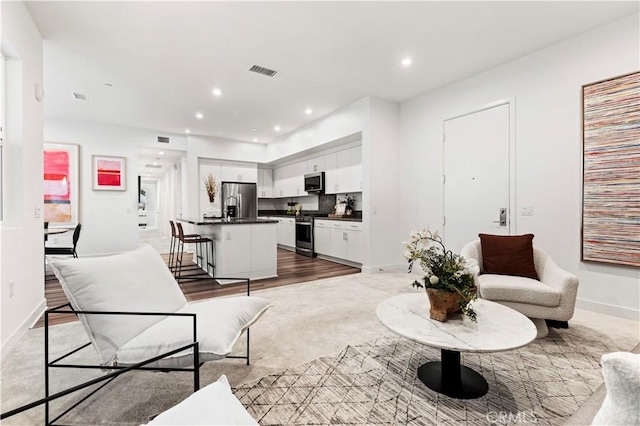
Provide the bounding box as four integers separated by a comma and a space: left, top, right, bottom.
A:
26, 1, 638, 162
137, 147, 184, 180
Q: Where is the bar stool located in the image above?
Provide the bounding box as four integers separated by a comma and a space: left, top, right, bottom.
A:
175, 222, 215, 282
168, 221, 200, 273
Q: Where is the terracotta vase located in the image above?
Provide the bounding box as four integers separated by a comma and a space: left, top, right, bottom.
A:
425, 288, 463, 322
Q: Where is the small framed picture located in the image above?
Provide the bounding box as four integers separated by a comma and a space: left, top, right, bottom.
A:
335, 203, 347, 215
92, 155, 126, 191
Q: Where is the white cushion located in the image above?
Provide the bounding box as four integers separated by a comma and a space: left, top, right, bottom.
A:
146, 374, 257, 425
50, 245, 187, 365
592, 352, 640, 425
117, 296, 271, 368
477, 274, 560, 307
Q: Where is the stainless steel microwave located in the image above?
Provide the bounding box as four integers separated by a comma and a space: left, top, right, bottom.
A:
304, 172, 324, 193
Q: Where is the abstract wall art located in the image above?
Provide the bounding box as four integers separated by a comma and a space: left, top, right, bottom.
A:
44, 143, 79, 226
92, 155, 126, 191
582, 71, 640, 267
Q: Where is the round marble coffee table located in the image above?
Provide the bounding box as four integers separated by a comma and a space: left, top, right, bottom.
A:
376, 293, 536, 399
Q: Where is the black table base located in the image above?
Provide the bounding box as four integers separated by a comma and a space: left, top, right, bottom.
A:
418, 349, 488, 399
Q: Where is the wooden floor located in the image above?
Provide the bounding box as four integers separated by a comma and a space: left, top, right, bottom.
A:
37, 248, 359, 327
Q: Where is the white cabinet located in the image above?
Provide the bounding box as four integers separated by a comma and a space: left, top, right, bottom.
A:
307, 156, 325, 174
315, 220, 363, 264
258, 168, 273, 198
314, 220, 331, 255
349, 146, 363, 192
276, 217, 295, 248
324, 146, 362, 194
215, 224, 252, 276
251, 223, 277, 272
272, 161, 307, 198
221, 163, 258, 183
202, 223, 277, 280
330, 227, 348, 260
344, 222, 363, 263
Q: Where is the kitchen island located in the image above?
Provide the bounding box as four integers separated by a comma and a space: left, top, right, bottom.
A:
176, 217, 278, 282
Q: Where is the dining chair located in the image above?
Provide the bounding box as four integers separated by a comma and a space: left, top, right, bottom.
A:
45, 223, 82, 258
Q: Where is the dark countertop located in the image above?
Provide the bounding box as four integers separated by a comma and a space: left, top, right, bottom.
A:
176, 217, 278, 226
258, 214, 363, 222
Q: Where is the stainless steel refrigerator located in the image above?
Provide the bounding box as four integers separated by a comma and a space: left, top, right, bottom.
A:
221, 182, 257, 219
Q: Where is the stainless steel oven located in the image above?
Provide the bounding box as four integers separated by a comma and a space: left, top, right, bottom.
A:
295, 216, 314, 257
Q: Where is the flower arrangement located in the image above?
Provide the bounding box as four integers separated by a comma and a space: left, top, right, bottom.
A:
340, 194, 356, 214
203, 173, 219, 202
405, 228, 479, 321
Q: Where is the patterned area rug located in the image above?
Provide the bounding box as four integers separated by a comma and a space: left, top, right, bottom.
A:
234, 329, 616, 425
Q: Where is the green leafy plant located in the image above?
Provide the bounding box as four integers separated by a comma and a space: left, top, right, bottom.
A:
340, 194, 356, 213
405, 228, 479, 321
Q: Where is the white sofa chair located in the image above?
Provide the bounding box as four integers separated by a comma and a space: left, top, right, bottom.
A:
461, 239, 579, 337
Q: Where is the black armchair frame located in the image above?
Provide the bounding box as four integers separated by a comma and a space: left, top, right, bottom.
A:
0, 277, 252, 425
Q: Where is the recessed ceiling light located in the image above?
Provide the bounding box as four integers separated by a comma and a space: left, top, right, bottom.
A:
185, 129, 191, 134
195, 113, 203, 119
274, 125, 281, 131
305, 108, 312, 115
401, 58, 412, 67
159, 151, 164, 155
253, 138, 258, 142
212, 88, 222, 97
153, 162, 158, 166
251, 128, 257, 131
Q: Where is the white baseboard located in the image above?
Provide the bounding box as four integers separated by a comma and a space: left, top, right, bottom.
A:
360, 263, 406, 274
1, 298, 47, 360
576, 298, 640, 322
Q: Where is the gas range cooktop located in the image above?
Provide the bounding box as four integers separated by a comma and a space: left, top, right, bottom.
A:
295, 213, 329, 222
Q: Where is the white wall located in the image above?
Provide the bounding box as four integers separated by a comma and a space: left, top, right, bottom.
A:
399, 14, 640, 319
362, 98, 402, 272
266, 97, 368, 162
0, 1, 46, 358
44, 118, 188, 255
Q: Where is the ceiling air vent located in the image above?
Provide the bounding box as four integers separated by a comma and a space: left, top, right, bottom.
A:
157, 136, 170, 143
249, 65, 278, 77
72, 92, 87, 101
145, 164, 163, 169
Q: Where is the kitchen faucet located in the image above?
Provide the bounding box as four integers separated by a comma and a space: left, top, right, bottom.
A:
224, 195, 239, 219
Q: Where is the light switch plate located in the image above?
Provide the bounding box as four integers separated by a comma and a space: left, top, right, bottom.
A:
521, 206, 533, 216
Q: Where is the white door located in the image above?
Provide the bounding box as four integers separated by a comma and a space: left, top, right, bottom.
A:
443, 102, 512, 254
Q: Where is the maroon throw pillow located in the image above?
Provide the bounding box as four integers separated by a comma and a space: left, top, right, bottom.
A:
479, 233, 539, 280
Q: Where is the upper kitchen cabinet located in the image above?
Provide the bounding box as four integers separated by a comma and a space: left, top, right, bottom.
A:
258, 168, 273, 198
349, 146, 362, 192
221, 163, 258, 183
325, 145, 362, 194
273, 161, 307, 198
307, 156, 325, 174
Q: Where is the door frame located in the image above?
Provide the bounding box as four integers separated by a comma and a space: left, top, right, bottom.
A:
441, 97, 517, 237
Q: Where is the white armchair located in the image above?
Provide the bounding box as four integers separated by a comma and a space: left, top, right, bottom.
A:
461, 240, 579, 337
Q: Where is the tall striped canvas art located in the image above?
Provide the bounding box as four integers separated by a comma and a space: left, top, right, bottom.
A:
582, 71, 640, 267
